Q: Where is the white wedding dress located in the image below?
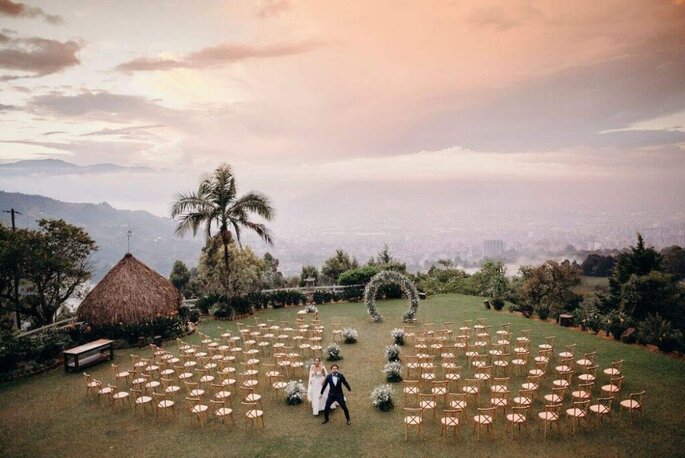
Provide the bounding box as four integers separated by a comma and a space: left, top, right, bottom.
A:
307, 365, 336, 415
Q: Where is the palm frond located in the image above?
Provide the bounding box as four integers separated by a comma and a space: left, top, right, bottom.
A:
230, 192, 275, 220
236, 219, 274, 246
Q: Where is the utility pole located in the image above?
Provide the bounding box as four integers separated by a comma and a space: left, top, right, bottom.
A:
127, 229, 133, 253
2, 208, 22, 329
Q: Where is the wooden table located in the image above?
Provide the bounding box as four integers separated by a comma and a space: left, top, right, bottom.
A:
63, 339, 114, 372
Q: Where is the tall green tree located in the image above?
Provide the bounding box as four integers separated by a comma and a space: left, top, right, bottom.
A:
516, 260, 582, 318
661, 245, 685, 280
170, 163, 275, 296
0, 219, 96, 327
322, 249, 358, 282
169, 260, 191, 292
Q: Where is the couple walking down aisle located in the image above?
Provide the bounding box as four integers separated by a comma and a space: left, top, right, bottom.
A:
307, 359, 352, 424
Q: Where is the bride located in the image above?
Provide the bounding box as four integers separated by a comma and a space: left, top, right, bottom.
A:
307, 357, 335, 415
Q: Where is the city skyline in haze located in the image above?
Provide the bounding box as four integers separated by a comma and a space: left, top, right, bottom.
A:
1, 0, 684, 269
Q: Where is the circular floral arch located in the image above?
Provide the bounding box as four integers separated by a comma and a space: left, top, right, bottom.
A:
364, 270, 421, 322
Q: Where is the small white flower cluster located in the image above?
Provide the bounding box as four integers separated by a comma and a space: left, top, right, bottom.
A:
304, 304, 318, 314
391, 327, 405, 345
386, 344, 401, 362
342, 327, 358, 344
370, 384, 395, 411
383, 361, 403, 382
326, 343, 342, 361
284, 379, 306, 405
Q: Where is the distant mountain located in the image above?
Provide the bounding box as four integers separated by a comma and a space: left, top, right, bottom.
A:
0, 191, 202, 281
0, 159, 152, 176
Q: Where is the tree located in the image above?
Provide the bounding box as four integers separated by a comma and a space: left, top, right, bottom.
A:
262, 252, 285, 288
368, 244, 406, 272
581, 254, 615, 277
661, 246, 685, 280
614, 233, 661, 283
170, 163, 274, 297
299, 265, 319, 286
338, 266, 381, 286
471, 260, 509, 299
197, 237, 266, 298
0, 219, 96, 327
322, 249, 359, 282
169, 260, 191, 292
516, 260, 582, 318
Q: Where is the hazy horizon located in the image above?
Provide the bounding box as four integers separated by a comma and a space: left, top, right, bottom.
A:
1, 0, 684, 264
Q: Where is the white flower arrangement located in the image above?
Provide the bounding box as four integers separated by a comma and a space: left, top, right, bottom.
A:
386, 344, 401, 362
304, 304, 318, 314
342, 328, 358, 344
391, 328, 405, 346
284, 379, 306, 405
383, 361, 403, 382
363, 270, 420, 323
370, 384, 395, 411
325, 343, 342, 361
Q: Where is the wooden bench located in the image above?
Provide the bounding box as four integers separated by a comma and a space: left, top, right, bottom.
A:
63, 339, 114, 372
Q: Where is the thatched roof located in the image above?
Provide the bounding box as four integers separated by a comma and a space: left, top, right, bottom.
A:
78, 253, 182, 326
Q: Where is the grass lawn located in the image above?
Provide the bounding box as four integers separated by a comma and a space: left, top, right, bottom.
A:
1, 293, 684, 458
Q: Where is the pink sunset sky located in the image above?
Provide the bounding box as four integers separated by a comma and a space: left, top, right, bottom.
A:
0, 0, 684, 217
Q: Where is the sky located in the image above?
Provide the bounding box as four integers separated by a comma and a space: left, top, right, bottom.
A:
1, 0, 684, 227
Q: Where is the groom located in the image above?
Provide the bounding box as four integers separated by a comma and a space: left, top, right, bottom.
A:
320, 363, 352, 425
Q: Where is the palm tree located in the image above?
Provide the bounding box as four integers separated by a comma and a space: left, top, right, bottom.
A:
171, 163, 275, 292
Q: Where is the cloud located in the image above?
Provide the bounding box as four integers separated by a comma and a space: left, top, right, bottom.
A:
0, 102, 17, 111
27, 90, 181, 123
0, 31, 80, 79
80, 124, 164, 137
115, 41, 317, 73
467, 5, 521, 31
0, 0, 62, 24
257, 0, 289, 18
0, 139, 155, 163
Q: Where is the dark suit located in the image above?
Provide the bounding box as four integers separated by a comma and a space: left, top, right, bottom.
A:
320, 372, 352, 422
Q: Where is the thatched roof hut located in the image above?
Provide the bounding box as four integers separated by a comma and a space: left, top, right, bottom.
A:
78, 253, 182, 326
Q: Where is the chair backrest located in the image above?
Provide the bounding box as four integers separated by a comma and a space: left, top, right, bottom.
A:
404, 407, 423, 422
611, 376, 625, 389
573, 400, 590, 413
598, 396, 613, 410
545, 403, 562, 415
443, 408, 462, 419
493, 377, 509, 386
630, 391, 645, 404
477, 406, 497, 418
612, 360, 624, 371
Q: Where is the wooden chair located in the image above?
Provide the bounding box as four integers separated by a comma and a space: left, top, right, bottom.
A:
110, 385, 131, 410
447, 392, 467, 411
473, 407, 496, 440
506, 406, 529, 439
571, 382, 593, 402
419, 393, 437, 419
431, 380, 449, 404
239, 386, 263, 409
242, 401, 265, 429
440, 409, 462, 440
403, 380, 420, 405
270, 375, 288, 399
112, 364, 130, 386
620, 391, 645, 425
589, 396, 613, 427
210, 399, 235, 428
558, 343, 576, 359
444, 366, 462, 392
544, 386, 567, 405
211, 383, 233, 407
513, 389, 534, 408
490, 377, 509, 394
132, 387, 152, 415
538, 403, 562, 438
566, 400, 590, 433
490, 389, 509, 417
161, 377, 181, 398
601, 376, 624, 397
153, 392, 175, 421
83, 372, 100, 398
511, 351, 529, 376
97, 383, 114, 405
493, 353, 510, 376
184, 381, 204, 398
578, 365, 598, 384
403, 407, 423, 440
186, 396, 209, 427
462, 378, 480, 405
604, 359, 624, 378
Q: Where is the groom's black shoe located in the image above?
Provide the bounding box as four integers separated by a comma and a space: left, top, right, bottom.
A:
346, 420, 351, 425
322, 419, 329, 424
